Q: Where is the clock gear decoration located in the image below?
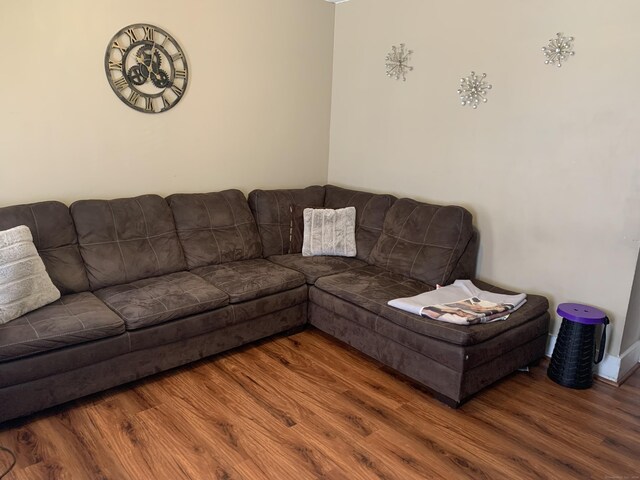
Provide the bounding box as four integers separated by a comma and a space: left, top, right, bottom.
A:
105, 24, 188, 113
385, 44, 413, 81
458, 72, 492, 109
542, 32, 575, 68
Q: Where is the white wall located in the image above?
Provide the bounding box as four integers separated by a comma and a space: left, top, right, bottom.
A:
621, 253, 640, 353
0, 0, 335, 206
329, 0, 640, 357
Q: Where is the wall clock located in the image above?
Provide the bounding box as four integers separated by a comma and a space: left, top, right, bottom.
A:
104, 24, 188, 113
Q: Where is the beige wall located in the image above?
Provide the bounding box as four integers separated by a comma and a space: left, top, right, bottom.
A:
621, 253, 640, 353
329, 0, 640, 356
0, 0, 334, 206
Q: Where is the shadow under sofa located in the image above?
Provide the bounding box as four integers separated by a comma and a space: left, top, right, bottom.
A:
0, 185, 549, 423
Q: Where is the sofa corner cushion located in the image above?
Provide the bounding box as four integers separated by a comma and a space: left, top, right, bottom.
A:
314, 267, 550, 346
94, 271, 229, 330
324, 185, 396, 262
0, 292, 125, 362
369, 197, 474, 286
71, 195, 187, 290
192, 258, 306, 304
248, 186, 326, 257
167, 190, 262, 269
268, 254, 367, 284
0, 201, 90, 294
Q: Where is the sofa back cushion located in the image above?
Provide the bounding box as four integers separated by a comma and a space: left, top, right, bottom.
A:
167, 189, 262, 269
71, 195, 187, 290
370, 198, 473, 286
248, 186, 325, 257
324, 185, 396, 262
0, 201, 90, 294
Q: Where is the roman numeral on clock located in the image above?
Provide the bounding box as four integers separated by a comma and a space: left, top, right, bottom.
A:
174, 70, 186, 79
108, 61, 122, 71
125, 28, 138, 44
112, 41, 127, 55
128, 91, 140, 105
162, 95, 172, 110
143, 26, 155, 42
170, 84, 183, 97
144, 97, 154, 112
171, 52, 183, 62
113, 77, 128, 91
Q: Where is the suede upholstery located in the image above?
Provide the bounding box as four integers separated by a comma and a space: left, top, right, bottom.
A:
126, 286, 307, 352
314, 267, 549, 346
71, 195, 187, 290
324, 185, 397, 262
268, 253, 367, 284
192, 258, 305, 303
0, 184, 549, 422
310, 287, 550, 370
0, 292, 124, 362
0, 201, 89, 294
95, 271, 229, 330
449, 228, 480, 281
0, 304, 307, 423
370, 198, 474, 286
309, 301, 548, 405
248, 186, 326, 257
168, 190, 262, 269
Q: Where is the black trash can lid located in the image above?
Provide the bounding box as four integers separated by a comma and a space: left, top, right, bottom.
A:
557, 303, 607, 325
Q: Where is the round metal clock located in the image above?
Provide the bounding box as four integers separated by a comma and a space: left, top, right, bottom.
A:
104, 24, 188, 113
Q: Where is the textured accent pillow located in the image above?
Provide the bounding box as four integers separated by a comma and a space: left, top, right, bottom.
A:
302, 207, 357, 257
0, 225, 60, 324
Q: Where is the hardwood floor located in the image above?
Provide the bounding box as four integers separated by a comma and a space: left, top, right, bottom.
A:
1, 328, 638, 479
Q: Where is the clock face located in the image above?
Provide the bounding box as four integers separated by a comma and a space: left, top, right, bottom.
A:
105, 24, 188, 113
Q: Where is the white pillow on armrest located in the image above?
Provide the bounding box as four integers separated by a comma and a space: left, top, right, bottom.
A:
0, 225, 61, 324
302, 207, 357, 257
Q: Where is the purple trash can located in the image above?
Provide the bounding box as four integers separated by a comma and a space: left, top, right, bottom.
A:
547, 303, 609, 389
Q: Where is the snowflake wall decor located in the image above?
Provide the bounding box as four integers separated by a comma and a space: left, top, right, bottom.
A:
542, 33, 575, 67
385, 44, 413, 81
457, 72, 492, 109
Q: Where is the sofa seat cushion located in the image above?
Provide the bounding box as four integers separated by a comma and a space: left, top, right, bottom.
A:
0, 292, 124, 362
95, 272, 229, 330
192, 258, 305, 304
268, 254, 367, 284
314, 267, 549, 346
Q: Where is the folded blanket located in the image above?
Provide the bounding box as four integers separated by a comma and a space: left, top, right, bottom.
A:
388, 280, 526, 325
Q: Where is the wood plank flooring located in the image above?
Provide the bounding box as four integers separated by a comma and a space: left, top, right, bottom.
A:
0, 328, 638, 479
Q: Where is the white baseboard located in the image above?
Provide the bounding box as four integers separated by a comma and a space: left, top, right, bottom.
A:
545, 334, 623, 382
619, 340, 640, 381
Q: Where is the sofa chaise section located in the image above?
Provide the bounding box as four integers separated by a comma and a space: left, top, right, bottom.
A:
309, 198, 550, 406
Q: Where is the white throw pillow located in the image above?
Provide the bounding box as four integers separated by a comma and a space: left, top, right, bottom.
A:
0, 225, 60, 324
302, 207, 357, 257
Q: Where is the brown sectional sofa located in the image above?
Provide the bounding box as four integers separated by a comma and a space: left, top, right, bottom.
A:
0, 185, 549, 423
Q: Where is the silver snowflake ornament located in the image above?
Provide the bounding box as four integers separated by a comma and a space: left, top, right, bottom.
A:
542, 33, 575, 67
385, 44, 413, 81
458, 72, 492, 109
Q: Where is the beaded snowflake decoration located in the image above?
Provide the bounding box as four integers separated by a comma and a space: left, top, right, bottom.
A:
385, 44, 413, 81
457, 72, 492, 109
542, 33, 575, 67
